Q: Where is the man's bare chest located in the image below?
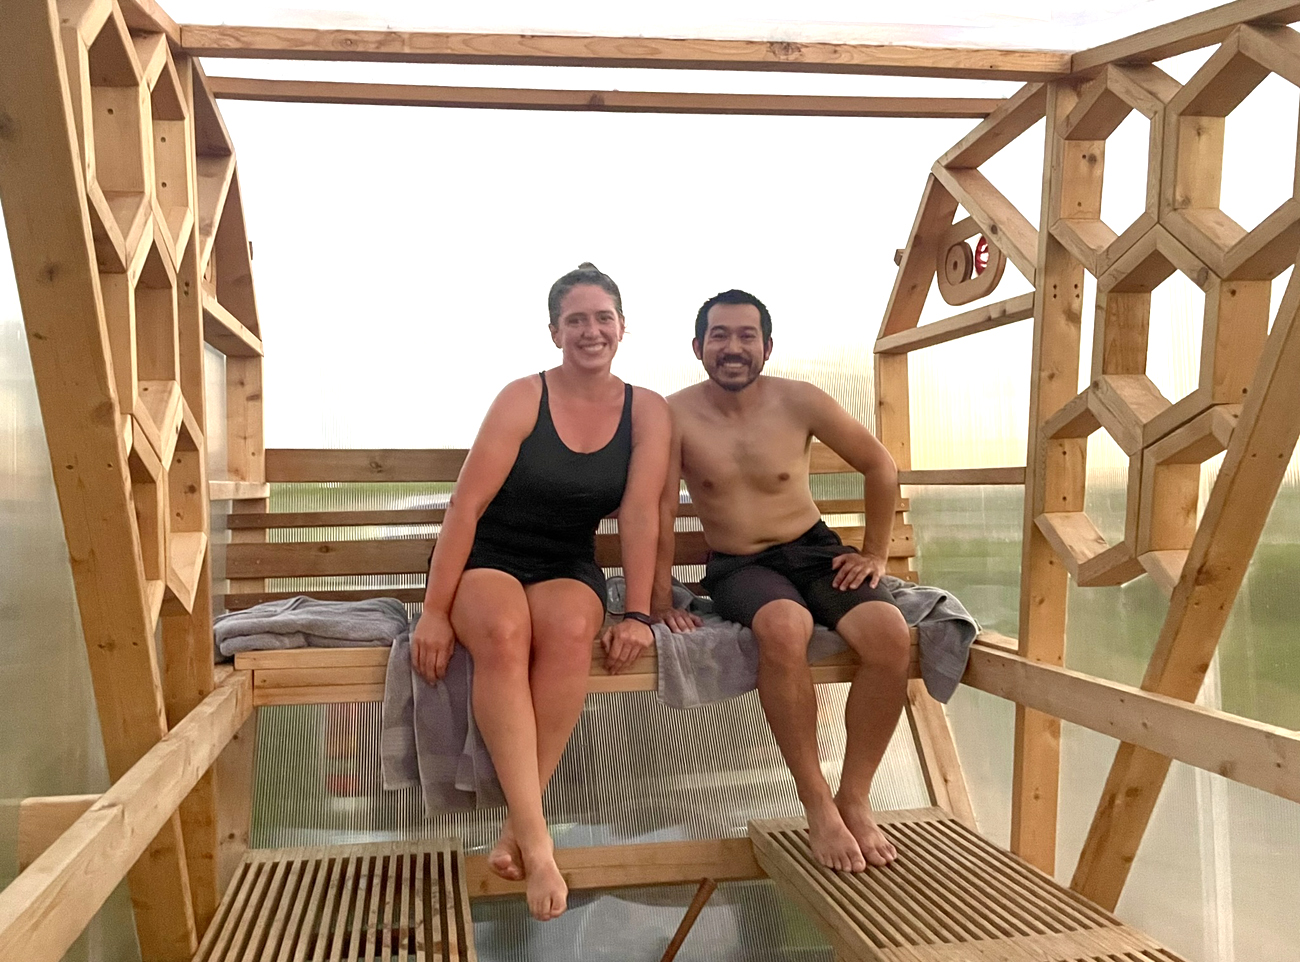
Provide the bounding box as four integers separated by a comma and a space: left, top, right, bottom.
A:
680, 418, 811, 495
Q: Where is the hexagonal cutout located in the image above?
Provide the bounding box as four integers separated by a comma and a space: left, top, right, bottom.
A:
128, 433, 167, 586
1094, 226, 1215, 445
87, 6, 149, 266
134, 225, 179, 386
148, 48, 194, 254
1163, 24, 1300, 280
1053, 63, 1180, 277
166, 404, 206, 612
1138, 404, 1239, 595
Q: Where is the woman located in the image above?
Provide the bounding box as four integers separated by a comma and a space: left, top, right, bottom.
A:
411, 263, 671, 921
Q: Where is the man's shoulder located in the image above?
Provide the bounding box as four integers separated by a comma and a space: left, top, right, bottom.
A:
666, 382, 708, 408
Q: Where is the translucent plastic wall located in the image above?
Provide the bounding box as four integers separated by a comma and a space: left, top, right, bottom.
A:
0, 215, 141, 959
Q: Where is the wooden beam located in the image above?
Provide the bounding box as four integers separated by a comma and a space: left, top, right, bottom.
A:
180, 25, 1072, 80
905, 680, 978, 830
938, 82, 1047, 169
874, 292, 1035, 354
118, 0, 182, 47
877, 175, 960, 340
1071, 0, 1300, 74
205, 75, 1003, 118
0, 4, 199, 956
1072, 259, 1300, 911
1011, 82, 1085, 875
208, 480, 270, 500
964, 638, 1300, 806
930, 163, 1039, 281
16, 796, 99, 873
0, 674, 253, 962
897, 467, 1026, 485
466, 838, 763, 898
202, 291, 263, 356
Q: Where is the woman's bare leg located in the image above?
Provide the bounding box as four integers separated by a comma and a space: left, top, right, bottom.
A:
450, 569, 564, 921
488, 579, 603, 913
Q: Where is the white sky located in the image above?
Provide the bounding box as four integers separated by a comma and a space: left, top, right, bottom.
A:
171, 4, 1300, 468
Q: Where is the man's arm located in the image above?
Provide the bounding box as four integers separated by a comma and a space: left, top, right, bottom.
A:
800, 384, 899, 587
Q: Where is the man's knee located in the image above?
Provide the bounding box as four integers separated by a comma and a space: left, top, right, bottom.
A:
752, 600, 814, 663
837, 602, 910, 673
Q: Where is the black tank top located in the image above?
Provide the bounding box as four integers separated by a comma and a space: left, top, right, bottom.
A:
473, 372, 634, 561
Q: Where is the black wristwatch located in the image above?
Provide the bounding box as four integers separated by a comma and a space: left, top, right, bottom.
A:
623, 611, 654, 627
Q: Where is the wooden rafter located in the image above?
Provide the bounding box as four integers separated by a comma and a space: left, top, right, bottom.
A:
1071, 0, 1300, 74
206, 75, 1003, 118
180, 24, 1072, 80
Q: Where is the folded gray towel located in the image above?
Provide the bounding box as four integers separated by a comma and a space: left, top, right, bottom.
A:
214, 596, 410, 657
655, 575, 979, 709
381, 626, 502, 813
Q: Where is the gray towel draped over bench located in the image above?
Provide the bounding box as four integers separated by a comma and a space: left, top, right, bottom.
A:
379, 575, 979, 813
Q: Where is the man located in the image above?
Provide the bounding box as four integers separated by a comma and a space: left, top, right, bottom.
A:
652, 289, 909, 872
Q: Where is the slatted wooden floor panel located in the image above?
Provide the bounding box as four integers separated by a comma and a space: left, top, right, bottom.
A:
194, 839, 475, 961
751, 808, 1188, 962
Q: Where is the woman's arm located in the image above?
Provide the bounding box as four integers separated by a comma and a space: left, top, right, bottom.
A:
605, 387, 672, 672
412, 376, 538, 680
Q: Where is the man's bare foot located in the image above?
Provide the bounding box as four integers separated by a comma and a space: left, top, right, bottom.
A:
805, 797, 867, 872
487, 820, 524, 881
520, 842, 567, 921
836, 794, 898, 867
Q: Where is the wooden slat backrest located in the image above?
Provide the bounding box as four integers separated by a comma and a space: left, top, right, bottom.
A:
221, 446, 917, 602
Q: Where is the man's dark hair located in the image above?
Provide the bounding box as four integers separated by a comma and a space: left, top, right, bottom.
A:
694, 289, 772, 344
547, 262, 623, 327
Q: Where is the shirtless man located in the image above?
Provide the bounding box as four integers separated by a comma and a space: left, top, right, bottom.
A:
652, 289, 910, 871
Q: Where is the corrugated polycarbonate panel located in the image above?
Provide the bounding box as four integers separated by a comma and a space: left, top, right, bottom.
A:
251, 683, 928, 958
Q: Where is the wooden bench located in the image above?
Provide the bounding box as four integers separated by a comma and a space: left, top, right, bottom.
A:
219, 443, 921, 706
750, 809, 1190, 962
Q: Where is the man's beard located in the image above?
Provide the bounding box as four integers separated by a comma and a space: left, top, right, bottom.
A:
708, 357, 762, 392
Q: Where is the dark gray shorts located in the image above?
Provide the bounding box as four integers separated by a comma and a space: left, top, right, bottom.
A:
700, 520, 896, 629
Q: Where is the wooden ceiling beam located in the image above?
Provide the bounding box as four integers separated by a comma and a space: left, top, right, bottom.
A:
205, 75, 1003, 118
182, 24, 1070, 80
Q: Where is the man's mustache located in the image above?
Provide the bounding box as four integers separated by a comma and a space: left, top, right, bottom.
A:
717, 355, 750, 366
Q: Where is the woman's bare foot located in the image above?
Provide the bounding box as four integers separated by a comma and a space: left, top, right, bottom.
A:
836, 793, 898, 867
487, 819, 524, 881
520, 841, 567, 921
805, 796, 867, 872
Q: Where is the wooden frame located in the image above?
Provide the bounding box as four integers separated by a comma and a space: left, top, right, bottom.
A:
5, 0, 1300, 957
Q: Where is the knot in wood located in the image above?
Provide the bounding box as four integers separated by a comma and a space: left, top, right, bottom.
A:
768, 41, 803, 61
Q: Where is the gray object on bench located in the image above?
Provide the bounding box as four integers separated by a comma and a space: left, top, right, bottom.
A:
214, 596, 410, 658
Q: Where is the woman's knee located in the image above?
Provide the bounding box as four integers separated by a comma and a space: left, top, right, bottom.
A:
466, 617, 532, 674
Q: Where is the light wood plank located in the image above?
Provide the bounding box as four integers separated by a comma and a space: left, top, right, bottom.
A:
905, 680, 978, 831
1072, 254, 1300, 911
1012, 82, 1084, 876
877, 175, 960, 340
208, 480, 271, 500
874, 293, 1035, 354
1071, 0, 1300, 73
203, 290, 263, 356
897, 467, 1025, 485
119, 0, 182, 46
466, 838, 762, 897
0, 674, 253, 962
180, 25, 1071, 80
206, 75, 1002, 118
930, 164, 1039, 281
937, 82, 1047, 169
16, 795, 99, 873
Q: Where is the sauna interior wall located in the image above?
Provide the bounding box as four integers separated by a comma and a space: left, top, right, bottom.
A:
908, 46, 1300, 962
0, 213, 142, 962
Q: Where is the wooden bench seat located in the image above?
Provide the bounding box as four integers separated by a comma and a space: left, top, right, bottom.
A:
234, 633, 926, 706
749, 809, 1189, 962
194, 839, 474, 962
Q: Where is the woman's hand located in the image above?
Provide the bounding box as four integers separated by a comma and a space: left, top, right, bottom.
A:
602, 618, 655, 674
411, 609, 456, 682
653, 606, 703, 633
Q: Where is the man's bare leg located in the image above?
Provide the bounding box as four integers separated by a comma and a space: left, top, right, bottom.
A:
751, 599, 867, 873
488, 581, 602, 889
832, 600, 911, 866
451, 571, 564, 921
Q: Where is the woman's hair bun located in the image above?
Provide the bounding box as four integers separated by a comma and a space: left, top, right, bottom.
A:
577, 261, 598, 271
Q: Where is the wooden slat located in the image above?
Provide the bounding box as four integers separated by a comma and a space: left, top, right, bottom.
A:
15, 795, 99, 873
1070, 0, 1300, 74
897, 467, 1025, 485
1072, 253, 1300, 911
874, 293, 1035, 354
206, 75, 1003, 118
118, 0, 182, 46
466, 838, 762, 897
905, 681, 978, 831
180, 24, 1072, 81
930, 164, 1039, 282
0, 674, 253, 962
937, 82, 1047, 169
877, 175, 960, 340
222, 524, 912, 579
203, 291, 264, 356
209, 480, 271, 500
